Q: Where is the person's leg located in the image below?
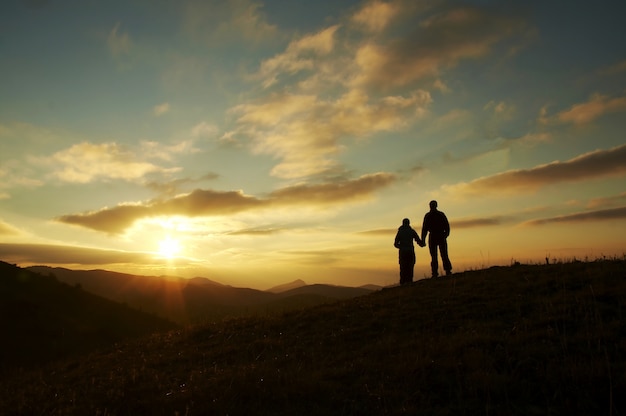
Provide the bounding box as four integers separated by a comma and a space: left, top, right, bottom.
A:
428, 239, 438, 277
399, 251, 412, 284
439, 240, 452, 275
407, 251, 415, 283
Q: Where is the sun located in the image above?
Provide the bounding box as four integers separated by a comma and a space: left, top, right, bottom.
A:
157, 236, 182, 259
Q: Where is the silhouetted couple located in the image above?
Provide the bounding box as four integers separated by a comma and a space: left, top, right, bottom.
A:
394, 200, 452, 285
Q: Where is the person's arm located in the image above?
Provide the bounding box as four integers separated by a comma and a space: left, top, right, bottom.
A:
443, 213, 450, 238
413, 229, 424, 247
421, 214, 428, 242
394, 231, 401, 248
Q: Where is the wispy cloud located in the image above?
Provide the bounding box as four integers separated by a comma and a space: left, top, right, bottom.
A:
107, 22, 132, 57
451, 216, 511, 229
255, 25, 340, 88
268, 172, 396, 204
587, 192, 626, 209
57, 173, 396, 234
555, 93, 626, 125
351, 0, 402, 33
0, 243, 158, 266
357, 228, 395, 236
444, 144, 626, 196
184, 0, 278, 46
0, 220, 21, 235
522, 206, 626, 226
153, 102, 170, 116
45, 142, 170, 183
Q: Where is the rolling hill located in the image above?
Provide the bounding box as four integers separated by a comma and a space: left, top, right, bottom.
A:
2, 259, 624, 415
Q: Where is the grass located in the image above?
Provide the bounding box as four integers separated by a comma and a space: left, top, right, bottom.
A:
1, 260, 625, 415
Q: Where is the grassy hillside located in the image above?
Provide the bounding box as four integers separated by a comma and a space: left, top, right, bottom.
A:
1, 260, 625, 415
0, 261, 177, 374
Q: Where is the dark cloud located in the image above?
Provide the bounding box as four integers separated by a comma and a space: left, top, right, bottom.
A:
269, 172, 396, 203
451, 216, 510, 228
57, 173, 397, 234
357, 228, 395, 236
447, 144, 626, 195
145, 173, 219, 196
0, 243, 156, 266
523, 206, 626, 226
587, 192, 626, 209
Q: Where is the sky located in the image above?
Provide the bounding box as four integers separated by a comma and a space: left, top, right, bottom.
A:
1, 0, 625, 289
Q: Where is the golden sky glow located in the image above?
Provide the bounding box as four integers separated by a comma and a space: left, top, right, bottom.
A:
1, 1, 625, 288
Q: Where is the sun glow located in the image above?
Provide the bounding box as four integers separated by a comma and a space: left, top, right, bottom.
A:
158, 236, 182, 258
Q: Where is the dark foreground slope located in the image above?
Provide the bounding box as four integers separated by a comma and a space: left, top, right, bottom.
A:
1, 260, 625, 415
0, 261, 177, 373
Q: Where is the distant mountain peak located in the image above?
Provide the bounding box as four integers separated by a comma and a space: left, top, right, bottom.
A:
266, 279, 307, 293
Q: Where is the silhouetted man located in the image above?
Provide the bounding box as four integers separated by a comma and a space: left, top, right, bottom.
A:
421, 200, 452, 277
394, 218, 424, 285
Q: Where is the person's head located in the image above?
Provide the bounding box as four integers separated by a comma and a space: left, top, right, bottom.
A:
429, 200, 438, 210
402, 218, 410, 226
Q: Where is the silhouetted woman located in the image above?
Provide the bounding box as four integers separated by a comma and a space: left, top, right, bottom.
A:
394, 218, 424, 285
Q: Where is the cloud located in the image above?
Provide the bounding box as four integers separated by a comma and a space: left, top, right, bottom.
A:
556, 93, 626, 124
0, 220, 21, 235
145, 173, 219, 197
153, 102, 170, 116
357, 228, 395, 236
522, 206, 626, 226
598, 59, 626, 76
58, 189, 264, 234
0, 243, 158, 266
108, 22, 132, 57
57, 173, 396, 234
451, 216, 511, 229
233, 89, 431, 179
268, 172, 396, 204
351, 0, 402, 33
190, 121, 218, 139
140, 140, 198, 162
587, 192, 626, 209
255, 25, 340, 88
352, 5, 528, 89
444, 144, 626, 196
227, 227, 283, 236
184, 0, 278, 46
47, 142, 168, 183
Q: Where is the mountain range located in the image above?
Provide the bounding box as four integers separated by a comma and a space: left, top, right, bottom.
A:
26, 265, 379, 324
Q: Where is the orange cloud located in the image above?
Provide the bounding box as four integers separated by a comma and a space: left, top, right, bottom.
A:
444, 144, 626, 196
557, 93, 626, 124
587, 192, 626, 209
522, 206, 626, 226
269, 172, 396, 204
0, 243, 160, 266
57, 173, 397, 234
451, 216, 511, 229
